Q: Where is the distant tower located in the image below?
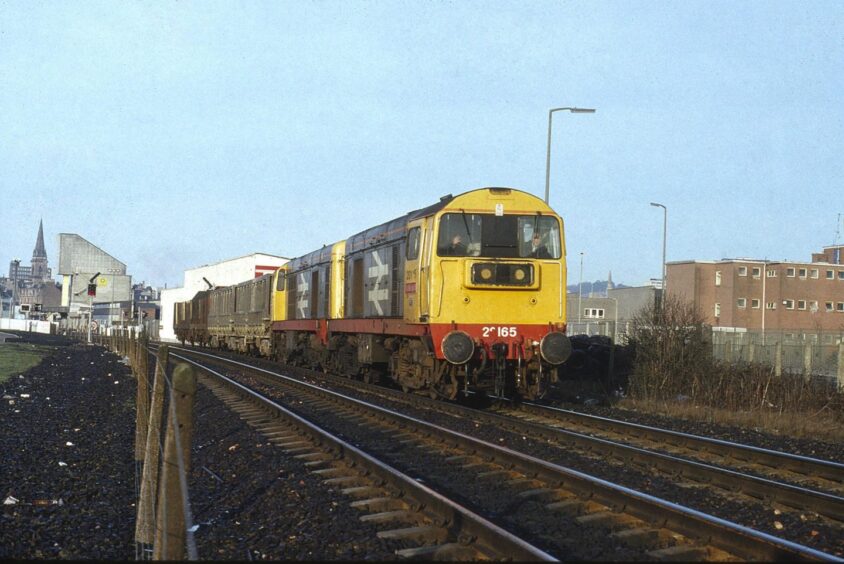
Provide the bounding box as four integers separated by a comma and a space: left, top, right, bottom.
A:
606, 270, 614, 295
30, 219, 50, 281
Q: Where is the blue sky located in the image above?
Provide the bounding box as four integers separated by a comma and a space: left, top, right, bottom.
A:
1, 1, 842, 289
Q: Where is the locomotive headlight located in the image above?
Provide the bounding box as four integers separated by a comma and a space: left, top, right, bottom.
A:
442, 330, 474, 364
513, 268, 526, 281
480, 267, 493, 281
539, 331, 572, 365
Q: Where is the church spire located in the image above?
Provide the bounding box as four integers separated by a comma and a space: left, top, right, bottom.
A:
33, 219, 47, 259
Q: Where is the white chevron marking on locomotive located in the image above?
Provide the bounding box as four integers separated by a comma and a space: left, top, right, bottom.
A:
368, 251, 389, 315
297, 272, 309, 318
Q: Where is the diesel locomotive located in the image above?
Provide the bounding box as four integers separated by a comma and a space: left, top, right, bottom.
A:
174, 187, 573, 400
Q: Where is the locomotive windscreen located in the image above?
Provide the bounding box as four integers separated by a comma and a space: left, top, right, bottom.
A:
437, 213, 561, 259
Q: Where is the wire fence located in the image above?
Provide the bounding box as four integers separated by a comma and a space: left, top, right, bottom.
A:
711, 330, 844, 385
567, 323, 844, 388
90, 330, 198, 561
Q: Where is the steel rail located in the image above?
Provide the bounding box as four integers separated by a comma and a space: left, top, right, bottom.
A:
170, 346, 840, 562
521, 402, 844, 483
489, 407, 844, 521
170, 351, 556, 562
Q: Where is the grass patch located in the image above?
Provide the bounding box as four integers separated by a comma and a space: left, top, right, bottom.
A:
0, 344, 54, 384
616, 397, 844, 443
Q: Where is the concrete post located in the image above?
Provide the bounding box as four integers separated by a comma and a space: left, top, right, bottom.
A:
803, 342, 813, 380
153, 363, 197, 561
135, 344, 169, 546
837, 343, 844, 391
747, 342, 755, 363
775, 341, 782, 377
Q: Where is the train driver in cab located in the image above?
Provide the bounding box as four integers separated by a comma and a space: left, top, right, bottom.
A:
444, 234, 468, 256
529, 231, 551, 258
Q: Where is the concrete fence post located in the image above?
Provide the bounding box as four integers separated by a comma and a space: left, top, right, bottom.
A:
803, 342, 813, 380
775, 341, 782, 377
838, 343, 844, 391
135, 344, 169, 547
153, 363, 197, 561
747, 342, 755, 363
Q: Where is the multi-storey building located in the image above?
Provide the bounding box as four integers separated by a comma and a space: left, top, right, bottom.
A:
667, 245, 844, 332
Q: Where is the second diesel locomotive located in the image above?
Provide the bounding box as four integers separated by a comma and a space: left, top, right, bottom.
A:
175, 187, 573, 399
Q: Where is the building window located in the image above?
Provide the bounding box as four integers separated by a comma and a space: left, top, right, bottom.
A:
766, 302, 777, 310
784, 299, 794, 309
714, 303, 721, 317
798, 268, 807, 278
752, 267, 761, 278
715, 271, 721, 286
797, 300, 806, 310
737, 298, 746, 308
786, 267, 796, 277
827, 270, 834, 279
838, 303, 844, 312
767, 269, 777, 278
738, 266, 747, 276
827, 302, 835, 312
809, 301, 818, 312
810, 269, 819, 279
751, 299, 760, 309
584, 308, 605, 319
839, 271, 844, 280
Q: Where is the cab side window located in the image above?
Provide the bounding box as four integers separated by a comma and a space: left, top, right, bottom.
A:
406, 227, 421, 260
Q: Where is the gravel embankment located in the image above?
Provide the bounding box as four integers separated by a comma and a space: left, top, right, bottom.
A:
0, 334, 401, 560
0, 334, 136, 560
189, 384, 400, 560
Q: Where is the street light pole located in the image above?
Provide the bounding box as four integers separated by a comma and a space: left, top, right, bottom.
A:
608, 296, 619, 343
650, 202, 667, 295
578, 251, 584, 326
544, 107, 596, 204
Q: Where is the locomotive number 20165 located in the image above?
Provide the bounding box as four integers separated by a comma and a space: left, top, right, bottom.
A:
482, 326, 518, 338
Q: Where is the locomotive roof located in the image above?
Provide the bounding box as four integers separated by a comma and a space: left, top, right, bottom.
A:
291, 187, 550, 262
345, 187, 544, 253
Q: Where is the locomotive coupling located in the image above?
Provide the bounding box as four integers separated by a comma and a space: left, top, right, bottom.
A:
539, 331, 572, 365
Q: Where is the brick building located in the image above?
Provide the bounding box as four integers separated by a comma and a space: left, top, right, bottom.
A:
667, 245, 844, 332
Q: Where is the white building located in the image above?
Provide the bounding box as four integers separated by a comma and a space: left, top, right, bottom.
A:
159, 252, 288, 342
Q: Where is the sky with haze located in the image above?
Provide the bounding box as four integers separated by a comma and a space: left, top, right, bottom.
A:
1, 1, 842, 289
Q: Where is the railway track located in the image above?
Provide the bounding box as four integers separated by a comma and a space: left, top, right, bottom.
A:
243, 348, 844, 527
513, 401, 844, 496
173, 349, 555, 561
500, 401, 844, 517
166, 345, 840, 561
